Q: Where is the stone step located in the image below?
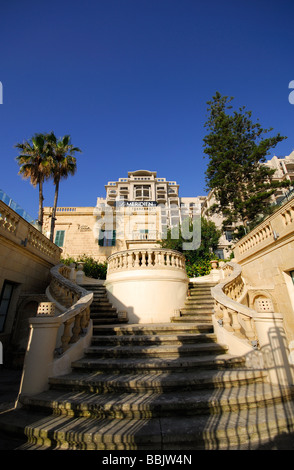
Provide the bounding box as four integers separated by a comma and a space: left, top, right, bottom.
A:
189, 282, 216, 287
3, 397, 294, 450
71, 353, 247, 374
171, 315, 212, 323
180, 306, 213, 313
178, 313, 213, 320
189, 284, 215, 290
92, 318, 125, 325
48, 368, 268, 394
92, 323, 214, 336
90, 333, 217, 346
188, 288, 214, 293
20, 380, 287, 420
83, 342, 228, 359
185, 298, 214, 304
91, 308, 118, 315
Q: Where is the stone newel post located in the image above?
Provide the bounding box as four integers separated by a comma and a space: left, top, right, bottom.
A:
253, 299, 294, 387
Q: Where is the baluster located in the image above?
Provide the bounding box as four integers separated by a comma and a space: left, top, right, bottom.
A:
240, 314, 256, 341
71, 313, 82, 343
229, 308, 244, 338
134, 252, 140, 268
155, 251, 159, 266
158, 251, 162, 266
61, 318, 74, 352
222, 307, 234, 332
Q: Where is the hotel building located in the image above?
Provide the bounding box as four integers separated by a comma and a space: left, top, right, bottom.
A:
43, 170, 203, 262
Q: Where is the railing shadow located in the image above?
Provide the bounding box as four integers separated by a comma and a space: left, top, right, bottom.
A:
2, 295, 294, 449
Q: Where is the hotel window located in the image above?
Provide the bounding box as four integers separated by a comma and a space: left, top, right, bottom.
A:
98, 229, 116, 247
0, 281, 15, 333
55, 230, 65, 247
225, 231, 233, 242
134, 185, 151, 200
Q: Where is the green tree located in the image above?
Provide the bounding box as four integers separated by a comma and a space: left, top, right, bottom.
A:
203, 92, 289, 233
15, 133, 51, 229
46, 132, 81, 242
159, 217, 221, 277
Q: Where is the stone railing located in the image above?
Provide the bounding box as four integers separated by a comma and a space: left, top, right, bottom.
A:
107, 248, 186, 274
131, 230, 159, 241
0, 200, 61, 264
106, 248, 188, 324
56, 207, 77, 212
212, 261, 294, 386
234, 197, 294, 262
212, 262, 258, 346
47, 264, 92, 352
19, 264, 93, 397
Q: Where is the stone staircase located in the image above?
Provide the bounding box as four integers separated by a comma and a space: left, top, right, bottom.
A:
1, 282, 294, 449
82, 284, 127, 325
171, 282, 215, 323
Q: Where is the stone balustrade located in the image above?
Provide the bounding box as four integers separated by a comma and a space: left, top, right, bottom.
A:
212, 262, 258, 347
131, 230, 159, 241
47, 264, 92, 352
107, 248, 186, 275
234, 197, 294, 262
106, 248, 188, 324
212, 261, 294, 386
0, 201, 19, 234
19, 264, 93, 396
56, 207, 77, 212
0, 200, 61, 264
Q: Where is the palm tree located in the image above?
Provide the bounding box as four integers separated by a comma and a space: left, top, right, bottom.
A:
15, 133, 51, 229
46, 132, 81, 242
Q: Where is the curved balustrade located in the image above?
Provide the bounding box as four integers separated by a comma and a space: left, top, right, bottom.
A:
211, 262, 258, 346
0, 200, 61, 263
107, 248, 186, 274
212, 261, 294, 386
19, 264, 93, 396
234, 197, 294, 262
47, 264, 92, 353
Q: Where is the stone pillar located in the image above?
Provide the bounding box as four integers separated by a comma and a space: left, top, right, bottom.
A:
76, 262, 85, 284
18, 315, 61, 397
253, 301, 294, 387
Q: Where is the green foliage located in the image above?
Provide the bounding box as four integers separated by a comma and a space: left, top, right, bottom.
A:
15, 133, 52, 227
185, 258, 212, 278
80, 256, 107, 280
15, 132, 81, 233
159, 217, 221, 277
61, 255, 107, 279
203, 92, 289, 232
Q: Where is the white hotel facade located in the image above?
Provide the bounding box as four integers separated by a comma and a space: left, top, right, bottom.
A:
43, 169, 205, 262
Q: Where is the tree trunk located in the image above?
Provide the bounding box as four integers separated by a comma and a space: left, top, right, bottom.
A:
50, 178, 60, 242
38, 179, 44, 229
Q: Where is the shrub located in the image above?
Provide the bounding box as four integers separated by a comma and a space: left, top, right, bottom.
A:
79, 256, 107, 279
186, 258, 212, 278
60, 255, 108, 279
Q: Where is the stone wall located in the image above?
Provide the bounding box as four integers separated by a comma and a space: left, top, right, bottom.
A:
0, 201, 61, 359
234, 198, 294, 348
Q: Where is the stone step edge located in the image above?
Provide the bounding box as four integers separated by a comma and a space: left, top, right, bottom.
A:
92, 324, 214, 334
71, 354, 247, 372
20, 381, 291, 418
47, 368, 268, 392
83, 343, 228, 357
90, 333, 217, 344
2, 401, 294, 450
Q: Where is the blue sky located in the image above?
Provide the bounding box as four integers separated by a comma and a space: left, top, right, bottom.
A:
1, 0, 294, 220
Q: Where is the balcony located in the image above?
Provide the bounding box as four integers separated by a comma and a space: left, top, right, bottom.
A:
106, 247, 188, 323
131, 230, 159, 241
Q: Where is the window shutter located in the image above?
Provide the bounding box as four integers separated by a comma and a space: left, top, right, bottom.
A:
55, 230, 65, 247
